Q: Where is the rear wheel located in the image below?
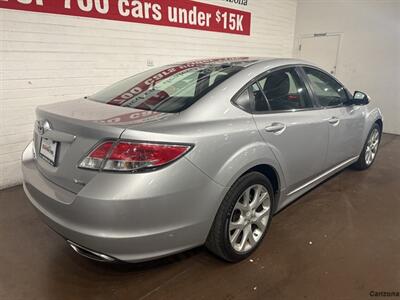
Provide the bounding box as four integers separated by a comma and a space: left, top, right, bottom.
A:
352, 123, 381, 170
206, 172, 273, 262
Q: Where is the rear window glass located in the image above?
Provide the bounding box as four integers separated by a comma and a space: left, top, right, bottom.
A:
88, 62, 245, 113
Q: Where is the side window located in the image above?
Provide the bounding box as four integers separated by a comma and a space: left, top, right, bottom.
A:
255, 68, 313, 112
250, 82, 269, 111
303, 67, 348, 107
233, 89, 252, 112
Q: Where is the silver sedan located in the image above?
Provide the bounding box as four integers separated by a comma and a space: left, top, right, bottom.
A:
21, 57, 383, 263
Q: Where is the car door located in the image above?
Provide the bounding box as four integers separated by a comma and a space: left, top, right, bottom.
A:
301, 67, 365, 169
251, 67, 329, 194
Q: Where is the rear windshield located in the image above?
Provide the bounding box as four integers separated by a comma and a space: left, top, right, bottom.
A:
88, 62, 245, 113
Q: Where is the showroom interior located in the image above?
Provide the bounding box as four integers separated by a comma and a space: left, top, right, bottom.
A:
0, 0, 399, 299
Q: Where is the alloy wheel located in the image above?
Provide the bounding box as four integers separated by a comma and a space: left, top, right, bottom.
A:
365, 128, 380, 165
229, 184, 271, 253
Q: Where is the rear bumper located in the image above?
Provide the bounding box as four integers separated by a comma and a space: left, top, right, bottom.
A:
22, 142, 227, 262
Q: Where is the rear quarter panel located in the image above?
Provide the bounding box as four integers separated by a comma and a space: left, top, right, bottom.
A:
182, 115, 286, 190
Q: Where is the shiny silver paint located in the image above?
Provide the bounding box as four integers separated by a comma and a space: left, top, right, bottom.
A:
21, 58, 383, 262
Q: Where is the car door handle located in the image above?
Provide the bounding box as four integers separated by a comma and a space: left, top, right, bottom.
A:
328, 117, 340, 126
265, 123, 286, 133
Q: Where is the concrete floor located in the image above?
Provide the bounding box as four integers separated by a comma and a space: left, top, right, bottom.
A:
0, 134, 399, 300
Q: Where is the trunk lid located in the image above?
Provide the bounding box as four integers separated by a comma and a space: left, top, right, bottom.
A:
33, 98, 173, 193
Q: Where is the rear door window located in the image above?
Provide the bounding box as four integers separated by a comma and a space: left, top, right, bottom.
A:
262, 68, 313, 111
252, 67, 313, 112
250, 82, 269, 112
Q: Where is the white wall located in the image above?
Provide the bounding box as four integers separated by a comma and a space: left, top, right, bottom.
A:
0, 0, 298, 189
294, 0, 400, 135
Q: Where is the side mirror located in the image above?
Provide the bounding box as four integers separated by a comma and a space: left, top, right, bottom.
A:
352, 91, 370, 105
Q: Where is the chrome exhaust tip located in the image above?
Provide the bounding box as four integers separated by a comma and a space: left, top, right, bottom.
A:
67, 240, 116, 263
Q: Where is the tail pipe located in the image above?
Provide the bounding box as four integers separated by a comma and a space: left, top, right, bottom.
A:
67, 240, 116, 263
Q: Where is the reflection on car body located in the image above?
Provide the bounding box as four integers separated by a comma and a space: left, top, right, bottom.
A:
21, 57, 383, 263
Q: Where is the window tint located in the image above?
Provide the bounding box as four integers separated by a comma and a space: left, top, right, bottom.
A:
255, 68, 312, 112
303, 67, 348, 107
250, 82, 269, 111
89, 63, 244, 113
233, 89, 252, 112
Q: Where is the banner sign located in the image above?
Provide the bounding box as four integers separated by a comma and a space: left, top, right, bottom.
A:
0, 0, 251, 35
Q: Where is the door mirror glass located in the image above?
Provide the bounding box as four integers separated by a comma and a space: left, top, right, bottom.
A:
352, 91, 370, 105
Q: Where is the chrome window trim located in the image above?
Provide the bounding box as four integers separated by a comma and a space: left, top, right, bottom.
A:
251, 106, 321, 115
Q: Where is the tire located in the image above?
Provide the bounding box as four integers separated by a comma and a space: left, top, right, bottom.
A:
206, 172, 274, 262
352, 123, 381, 170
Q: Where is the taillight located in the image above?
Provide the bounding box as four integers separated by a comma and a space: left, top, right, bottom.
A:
79, 141, 192, 172
79, 142, 113, 170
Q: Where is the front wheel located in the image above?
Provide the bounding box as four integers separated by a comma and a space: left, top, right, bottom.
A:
206, 172, 273, 262
352, 123, 381, 170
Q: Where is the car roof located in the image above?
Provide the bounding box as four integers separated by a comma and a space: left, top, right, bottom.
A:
173, 57, 315, 68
